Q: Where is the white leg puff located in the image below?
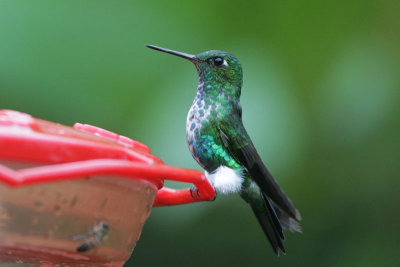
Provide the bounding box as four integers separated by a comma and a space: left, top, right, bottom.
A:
205, 166, 243, 194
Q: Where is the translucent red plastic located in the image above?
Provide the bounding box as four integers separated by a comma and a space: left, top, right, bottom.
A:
0, 109, 216, 266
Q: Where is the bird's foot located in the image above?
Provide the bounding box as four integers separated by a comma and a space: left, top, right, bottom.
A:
190, 185, 217, 201
190, 185, 200, 199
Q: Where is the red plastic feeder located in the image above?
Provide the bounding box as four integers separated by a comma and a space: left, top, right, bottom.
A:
0, 110, 215, 266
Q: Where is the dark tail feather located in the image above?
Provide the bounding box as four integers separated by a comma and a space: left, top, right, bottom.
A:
243, 188, 286, 255
272, 202, 302, 233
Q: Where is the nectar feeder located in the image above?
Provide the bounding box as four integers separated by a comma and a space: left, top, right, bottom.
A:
0, 110, 215, 266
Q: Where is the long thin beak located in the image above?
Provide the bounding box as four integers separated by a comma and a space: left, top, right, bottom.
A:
146, 45, 196, 62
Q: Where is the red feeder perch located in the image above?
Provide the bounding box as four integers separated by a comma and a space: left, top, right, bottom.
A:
0, 110, 215, 266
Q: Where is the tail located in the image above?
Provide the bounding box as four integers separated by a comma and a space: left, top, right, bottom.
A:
240, 185, 301, 255
241, 186, 285, 255
272, 202, 302, 233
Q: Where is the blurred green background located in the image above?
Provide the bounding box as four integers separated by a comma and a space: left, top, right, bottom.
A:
1, 0, 399, 266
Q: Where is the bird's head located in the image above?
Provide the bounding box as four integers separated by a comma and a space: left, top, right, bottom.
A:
147, 45, 243, 97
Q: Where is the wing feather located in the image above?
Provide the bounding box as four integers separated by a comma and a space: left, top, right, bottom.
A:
219, 119, 301, 221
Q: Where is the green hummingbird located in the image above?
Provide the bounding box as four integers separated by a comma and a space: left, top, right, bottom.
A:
146, 45, 301, 255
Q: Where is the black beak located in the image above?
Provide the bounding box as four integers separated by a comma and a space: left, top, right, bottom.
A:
146, 45, 197, 62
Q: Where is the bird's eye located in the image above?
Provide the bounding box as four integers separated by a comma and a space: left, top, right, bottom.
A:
213, 57, 224, 66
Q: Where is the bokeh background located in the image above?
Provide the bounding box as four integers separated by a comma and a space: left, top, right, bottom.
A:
1, 1, 399, 266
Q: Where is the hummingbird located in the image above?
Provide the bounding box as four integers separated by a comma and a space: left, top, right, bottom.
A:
146, 45, 301, 255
